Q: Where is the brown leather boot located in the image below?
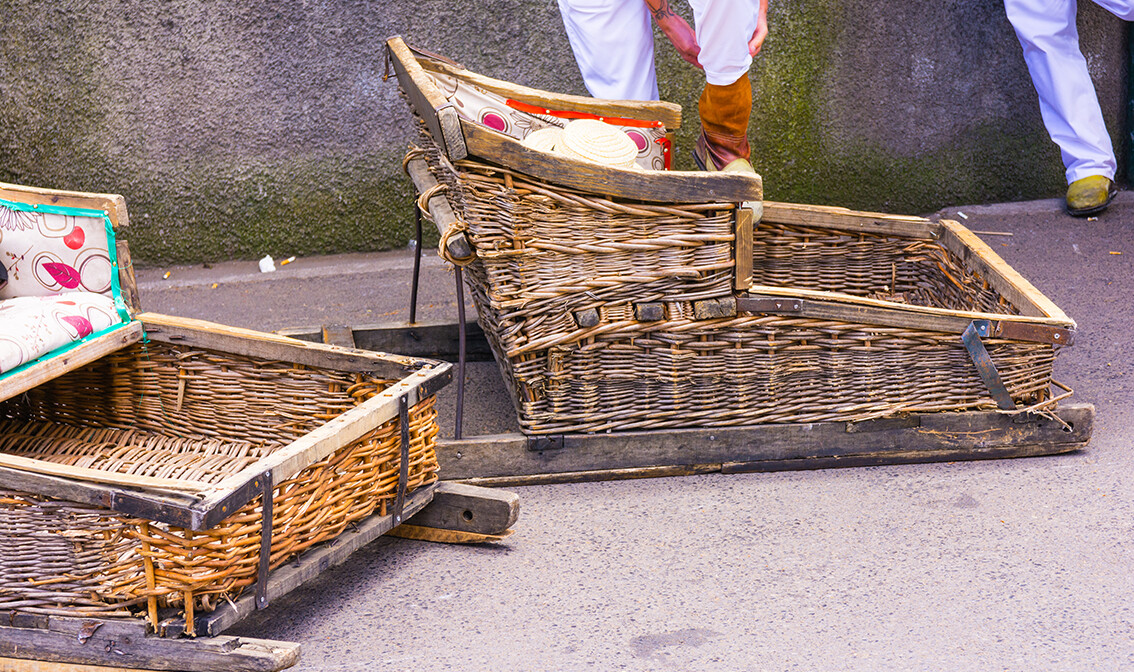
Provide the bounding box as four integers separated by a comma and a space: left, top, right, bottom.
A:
693, 75, 754, 173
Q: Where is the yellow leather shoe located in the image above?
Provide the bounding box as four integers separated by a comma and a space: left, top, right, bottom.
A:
721, 158, 757, 174
1066, 175, 1117, 217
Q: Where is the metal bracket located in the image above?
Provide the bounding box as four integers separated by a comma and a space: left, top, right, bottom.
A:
992, 321, 1075, 346
394, 395, 411, 526
255, 470, 274, 610
735, 296, 804, 314
961, 321, 1016, 411
527, 435, 565, 452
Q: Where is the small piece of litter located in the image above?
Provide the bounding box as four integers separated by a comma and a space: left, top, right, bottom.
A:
956, 211, 968, 219
211, 283, 219, 289
258, 255, 276, 273
1087, 217, 1098, 222
970, 230, 1013, 237
1109, 251, 1122, 255
162, 271, 171, 279
280, 256, 297, 266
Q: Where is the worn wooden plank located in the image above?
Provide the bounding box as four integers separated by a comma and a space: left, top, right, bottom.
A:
320, 324, 356, 349
0, 182, 129, 229
739, 286, 1075, 329
0, 465, 201, 519
114, 240, 141, 315
762, 201, 940, 240
460, 121, 762, 204
416, 57, 683, 129
736, 293, 981, 335
405, 481, 518, 536
138, 312, 438, 377
0, 622, 298, 672
458, 464, 722, 488
938, 219, 1073, 323
386, 36, 467, 161
438, 403, 1093, 481
0, 454, 209, 494
722, 441, 1083, 474
0, 658, 166, 672
403, 157, 473, 260
177, 485, 434, 637
277, 320, 493, 362
734, 206, 753, 291
0, 322, 144, 404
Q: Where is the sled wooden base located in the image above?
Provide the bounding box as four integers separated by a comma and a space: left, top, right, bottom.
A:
0, 482, 517, 671
439, 404, 1093, 486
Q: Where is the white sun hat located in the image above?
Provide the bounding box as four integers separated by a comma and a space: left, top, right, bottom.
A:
555, 119, 640, 170
520, 126, 564, 153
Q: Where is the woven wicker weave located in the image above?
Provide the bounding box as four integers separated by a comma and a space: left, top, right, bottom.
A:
0, 340, 439, 627
414, 132, 1058, 435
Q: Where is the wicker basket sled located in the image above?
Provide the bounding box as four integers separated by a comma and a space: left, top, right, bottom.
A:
388, 37, 1080, 442
0, 181, 454, 668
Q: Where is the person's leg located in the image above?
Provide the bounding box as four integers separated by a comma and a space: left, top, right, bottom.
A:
1005, 0, 1115, 185
558, 0, 659, 101
687, 0, 758, 171
1090, 0, 1134, 20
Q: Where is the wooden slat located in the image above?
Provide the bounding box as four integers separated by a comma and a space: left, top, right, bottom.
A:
762, 201, 940, 240
115, 240, 141, 314
0, 465, 202, 519
277, 320, 494, 362
320, 324, 356, 348
386, 36, 467, 161
405, 481, 519, 536
174, 485, 435, 637
138, 312, 440, 378
461, 121, 762, 204
438, 404, 1093, 481
938, 219, 1073, 323
0, 454, 209, 494
734, 206, 753, 290
0, 618, 298, 672
0, 322, 144, 404
416, 57, 683, 129
0, 181, 129, 229
740, 285, 1075, 328
403, 157, 472, 260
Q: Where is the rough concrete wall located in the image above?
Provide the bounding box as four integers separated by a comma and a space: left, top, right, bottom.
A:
0, 1, 1126, 264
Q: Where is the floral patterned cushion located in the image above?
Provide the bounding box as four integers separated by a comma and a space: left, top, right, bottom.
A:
427, 71, 672, 170
0, 204, 115, 300
0, 293, 122, 373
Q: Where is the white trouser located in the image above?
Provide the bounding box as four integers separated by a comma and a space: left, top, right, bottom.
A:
557, 0, 760, 100
558, 0, 659, 100
687, 0, 757, 86
1005, 0, 1134, 183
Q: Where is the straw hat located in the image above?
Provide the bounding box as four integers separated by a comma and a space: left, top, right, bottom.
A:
520, 127, 563, 153
556, 119, 640, 170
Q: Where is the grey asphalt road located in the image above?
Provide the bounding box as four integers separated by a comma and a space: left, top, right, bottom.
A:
136, 195, 1133, 672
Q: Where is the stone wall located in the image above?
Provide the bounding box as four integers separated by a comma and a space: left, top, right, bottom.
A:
0, 1, 1126, 264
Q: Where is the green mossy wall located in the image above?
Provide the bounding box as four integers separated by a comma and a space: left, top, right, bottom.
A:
0, 1, 1126, 264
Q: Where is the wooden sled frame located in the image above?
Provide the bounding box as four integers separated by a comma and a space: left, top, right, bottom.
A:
282, 158, 1093, 487
1, 311, 520, 670
0, 481, 519, 672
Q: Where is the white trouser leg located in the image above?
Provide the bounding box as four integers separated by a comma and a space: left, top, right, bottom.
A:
1091, 0, 1134, 19
1004, 0, 1130, 183
558, 0, 659, 100
686, 0, 758, 85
